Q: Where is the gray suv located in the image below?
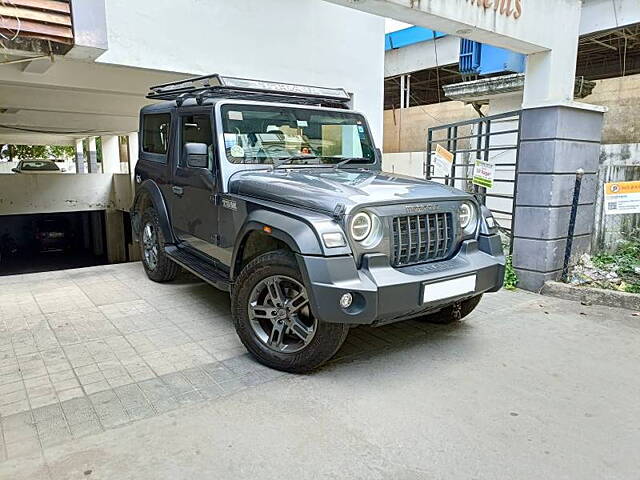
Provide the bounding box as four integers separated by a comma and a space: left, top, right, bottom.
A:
131, 75, 505, 372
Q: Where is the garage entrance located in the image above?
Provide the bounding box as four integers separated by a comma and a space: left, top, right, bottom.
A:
0, 211, 108, 276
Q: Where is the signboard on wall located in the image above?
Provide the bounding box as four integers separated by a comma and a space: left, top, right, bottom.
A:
604, 181, 640, 215
466, 0, 523, 20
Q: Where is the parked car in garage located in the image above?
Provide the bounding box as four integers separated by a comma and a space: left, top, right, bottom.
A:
131, 75, 505, 373
34, 217, 73, 252
11, 159, 63, 173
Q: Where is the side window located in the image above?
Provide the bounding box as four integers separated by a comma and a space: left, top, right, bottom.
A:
181, 114, 214, 169
142, 113, 171, 155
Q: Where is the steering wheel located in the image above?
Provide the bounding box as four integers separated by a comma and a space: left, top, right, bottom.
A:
262, 144, 290, 161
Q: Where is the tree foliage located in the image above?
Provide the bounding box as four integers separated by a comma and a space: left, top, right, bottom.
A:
1, 144, 75, 161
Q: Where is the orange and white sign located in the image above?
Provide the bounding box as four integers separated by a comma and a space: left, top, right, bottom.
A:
433, 144, 454, 179
604, 181, 640, 215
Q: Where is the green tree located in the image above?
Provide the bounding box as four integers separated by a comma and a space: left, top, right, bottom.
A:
1, 144, 74, 161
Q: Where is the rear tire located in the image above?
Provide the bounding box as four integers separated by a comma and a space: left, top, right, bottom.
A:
232, 250, 349, 373
140, 207, 179, 283
418, 294, 483, 325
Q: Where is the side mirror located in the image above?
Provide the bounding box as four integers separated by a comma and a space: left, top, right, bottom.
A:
185, 142, 208, 168
11, 167, 19, 173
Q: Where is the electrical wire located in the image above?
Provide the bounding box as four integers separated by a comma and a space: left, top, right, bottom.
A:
0, 0, 21, 42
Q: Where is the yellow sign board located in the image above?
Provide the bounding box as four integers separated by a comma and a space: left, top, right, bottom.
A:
604, 180, 640, 215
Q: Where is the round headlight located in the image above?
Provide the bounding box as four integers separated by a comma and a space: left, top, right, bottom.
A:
351, 212, 372, 241
459, 202, 477, 234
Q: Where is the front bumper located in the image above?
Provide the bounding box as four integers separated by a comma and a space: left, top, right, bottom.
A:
297, 236, 505, 326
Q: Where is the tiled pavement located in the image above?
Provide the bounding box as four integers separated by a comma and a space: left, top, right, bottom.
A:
0, 262, 536, 462
0, 263, 292, 461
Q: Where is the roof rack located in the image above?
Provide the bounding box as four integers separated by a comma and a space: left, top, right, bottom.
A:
147, 74, 352, 106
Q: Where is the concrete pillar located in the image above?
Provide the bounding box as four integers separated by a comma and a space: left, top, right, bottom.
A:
87, 137, 99, 173
512, 104, 606, 291
127, 132, 139, 187
75, 139, 86, 174
101, 135, 120, 174
105, 209, 127, 263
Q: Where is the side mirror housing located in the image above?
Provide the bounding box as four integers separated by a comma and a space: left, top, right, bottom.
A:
185, 142, 208, 168
11, 167, 19, 173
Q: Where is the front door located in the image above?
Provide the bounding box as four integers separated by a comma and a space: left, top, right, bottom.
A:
170, 111, 221, 262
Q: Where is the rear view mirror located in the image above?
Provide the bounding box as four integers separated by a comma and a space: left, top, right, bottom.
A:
11, 167, 18, 173
185, 142, 208, 168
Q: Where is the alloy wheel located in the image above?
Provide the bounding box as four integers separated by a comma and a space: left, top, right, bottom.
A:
142, 222, 159, 271
248, 275, 317, 353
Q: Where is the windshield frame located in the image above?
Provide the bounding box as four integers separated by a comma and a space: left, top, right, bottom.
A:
214, 99, 380, 193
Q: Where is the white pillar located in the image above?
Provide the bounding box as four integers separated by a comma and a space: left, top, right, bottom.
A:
87, 137, 99, 173
101, 135, 120, 174
75, 138, 86, 174
522, 1, 582, 108
127, 132, 139, 179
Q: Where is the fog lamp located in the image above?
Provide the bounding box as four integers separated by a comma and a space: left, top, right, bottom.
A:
339, 293, 353, 309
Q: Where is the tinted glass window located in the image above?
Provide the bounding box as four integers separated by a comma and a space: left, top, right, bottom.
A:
220, 105, 375, 166
181, 114, 214, 169
21, 161, 60, 171
142, 113, 171, 154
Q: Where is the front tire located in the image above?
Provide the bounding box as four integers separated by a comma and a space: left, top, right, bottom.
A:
140, 207, 179, 282
232, 250, 349, 373
418, 294, 483, 325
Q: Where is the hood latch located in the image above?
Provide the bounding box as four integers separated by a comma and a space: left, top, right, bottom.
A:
332, 203, 346, 222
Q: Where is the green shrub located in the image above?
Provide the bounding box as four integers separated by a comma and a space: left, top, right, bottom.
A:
504, 255, 518, 291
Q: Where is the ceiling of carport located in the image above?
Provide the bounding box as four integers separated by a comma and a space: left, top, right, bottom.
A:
0, 56, 187, 145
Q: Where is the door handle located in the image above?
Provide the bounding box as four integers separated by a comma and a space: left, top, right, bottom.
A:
172, 185, 184, 196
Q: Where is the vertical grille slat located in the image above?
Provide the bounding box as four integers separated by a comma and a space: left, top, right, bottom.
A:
391, 211, 455, 267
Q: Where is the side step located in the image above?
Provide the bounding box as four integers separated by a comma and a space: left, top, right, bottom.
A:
165, 246, 230, 292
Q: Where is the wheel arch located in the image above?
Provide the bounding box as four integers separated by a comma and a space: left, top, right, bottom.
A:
230, 210, 324, 281
131, 180, 175, 244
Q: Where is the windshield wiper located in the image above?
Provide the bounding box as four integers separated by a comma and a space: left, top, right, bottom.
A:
273, 155, 318, 169
333, 157, 367, 169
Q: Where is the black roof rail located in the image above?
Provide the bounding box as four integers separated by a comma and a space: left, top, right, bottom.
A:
147, 74, 352, 107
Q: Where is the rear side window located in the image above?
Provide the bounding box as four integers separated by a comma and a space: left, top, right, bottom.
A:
142, 113, 171, 154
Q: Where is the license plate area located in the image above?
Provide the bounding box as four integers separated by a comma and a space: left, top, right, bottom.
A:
422, 275, 477, 304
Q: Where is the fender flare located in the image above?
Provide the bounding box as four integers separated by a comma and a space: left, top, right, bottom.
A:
131, 180, 175, 244
230, 209, 323, 280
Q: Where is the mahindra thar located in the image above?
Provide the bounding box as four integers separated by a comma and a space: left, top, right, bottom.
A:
131, 74, 505, 372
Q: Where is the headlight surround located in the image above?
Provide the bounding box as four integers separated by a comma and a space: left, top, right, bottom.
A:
350, 211, 383, 249
459, 202, 478, 236
350, 212, 372, 241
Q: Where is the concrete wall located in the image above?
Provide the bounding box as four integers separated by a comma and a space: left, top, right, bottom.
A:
593, 143, 640, 251
385, 73, 640, 155
382, 152, 426, 177
582, 74, 640, 145
0, 175, 115, 216
97, 0, 385, 144
383, 102, 479, 153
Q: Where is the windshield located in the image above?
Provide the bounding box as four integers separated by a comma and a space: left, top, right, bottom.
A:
21, 161, 60, 171
221, 104, 375, 165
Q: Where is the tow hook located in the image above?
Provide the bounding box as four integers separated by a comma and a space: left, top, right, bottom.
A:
452, 302, 462, 321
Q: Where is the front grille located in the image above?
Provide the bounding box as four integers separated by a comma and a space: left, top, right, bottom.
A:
391, 212, 454, 267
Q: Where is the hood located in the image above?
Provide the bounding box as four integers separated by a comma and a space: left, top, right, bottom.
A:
228, 168, 469, 214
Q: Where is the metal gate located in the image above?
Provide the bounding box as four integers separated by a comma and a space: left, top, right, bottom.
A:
425, 110, 522, 251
